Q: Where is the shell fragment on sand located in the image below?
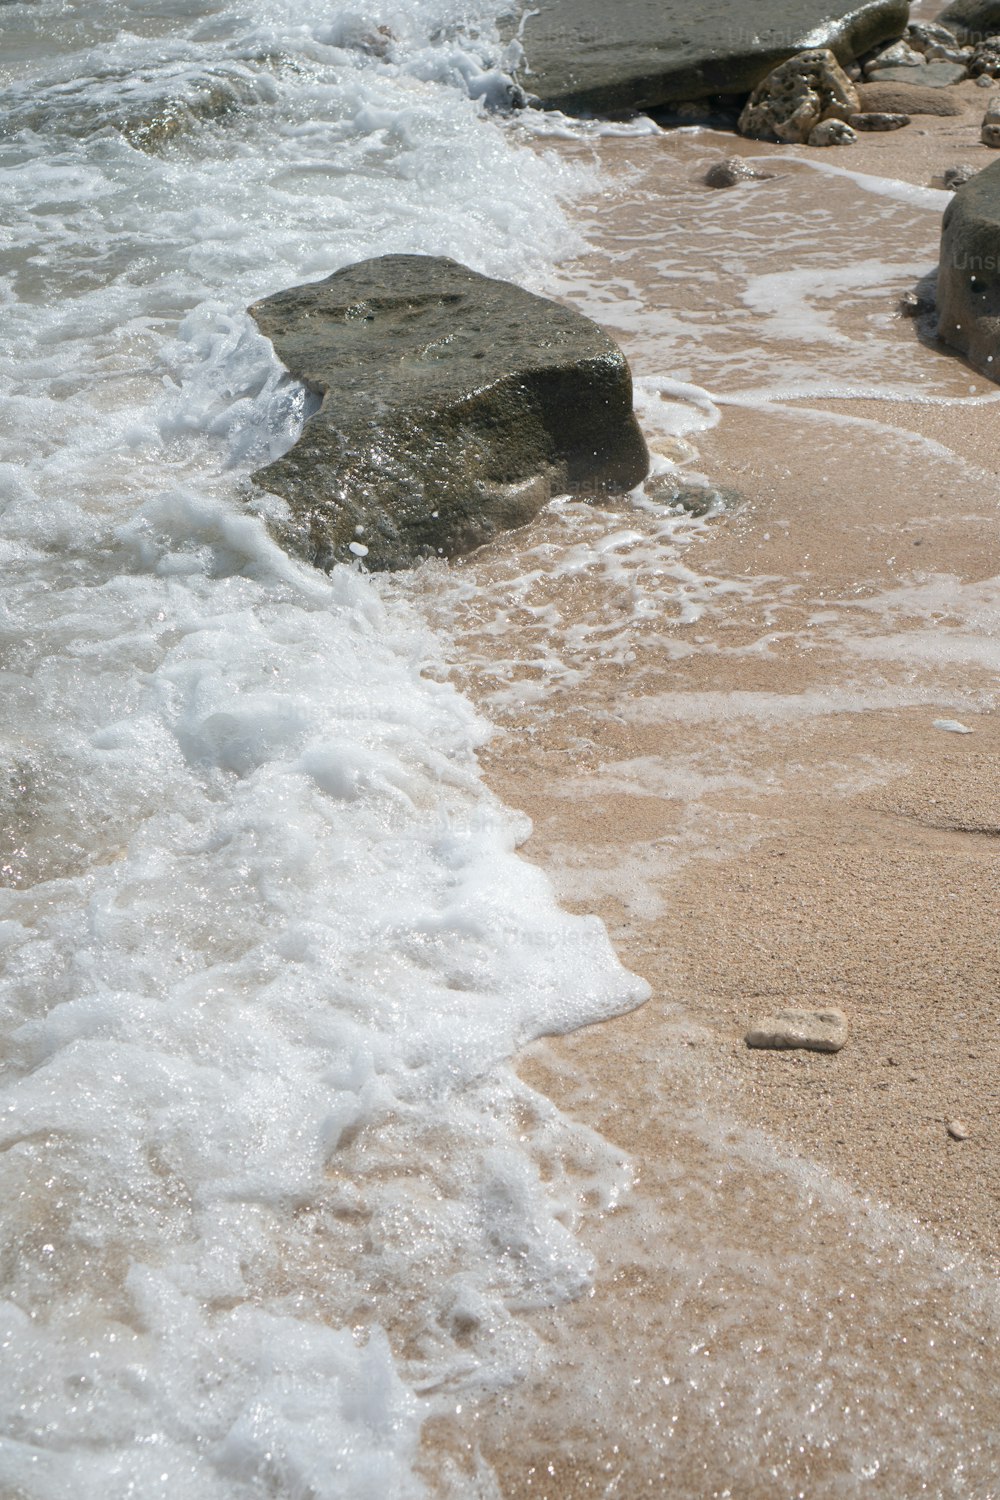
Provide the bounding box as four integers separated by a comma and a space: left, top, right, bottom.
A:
745, 1008, 849, 1053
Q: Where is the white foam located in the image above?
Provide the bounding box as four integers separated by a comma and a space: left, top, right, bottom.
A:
0, 3, 645, 1492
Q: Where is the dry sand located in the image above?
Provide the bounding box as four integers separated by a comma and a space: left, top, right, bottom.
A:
413, 81, 1000, 1498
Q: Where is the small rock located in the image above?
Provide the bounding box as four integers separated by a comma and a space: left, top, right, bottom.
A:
808, 118, 857, 146
899, 289, 934, 316
927, 45, 974, 65
907, 21, 961, 54
745, 1008, 848, 1053
977, 72, 997, 85
738, 48, 859, 145
982, 100, 1000, 145
849, 110, 910, 130
943, 162, 978, 188
947, 1119, 970, 1140
703, 156, 774, 188
864, 39, 926, 73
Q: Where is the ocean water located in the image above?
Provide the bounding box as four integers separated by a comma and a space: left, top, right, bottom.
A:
0, 3, 649, 1494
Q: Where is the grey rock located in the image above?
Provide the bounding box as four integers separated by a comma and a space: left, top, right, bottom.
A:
947, 1119, 971, 1139
866, 61, 969, 84
738, 49, 859, 144
703, 156, 775, 187
906, 20, 961, 52
746, 1007, 849, 1053
850, 110, 911, 129
248, 255, 649, 572
982, 97, 1000, 141
943, 161, 979, 186
857, 80, 966, 112
503, 0, 909, 113
937, 1, 1000, 42
864, 39, 927, 71
937, 158, 1000, 381
808, 117, 858, 144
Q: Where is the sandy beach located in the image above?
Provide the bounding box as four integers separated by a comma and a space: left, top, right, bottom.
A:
414, 78, 1000, 1497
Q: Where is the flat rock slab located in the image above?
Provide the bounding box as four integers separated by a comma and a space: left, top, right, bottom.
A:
938, 1, 1000, 41
505, 0, 909, 113
866, 61, 969, 85
857, 80, 966, 112
248, 255, 648, 571
746, 1008, 849, 1053
937, 157, 1000, 380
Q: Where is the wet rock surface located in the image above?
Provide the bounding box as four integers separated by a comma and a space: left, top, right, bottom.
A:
938, 0, 1000, 41
249, 255, 649, 571
703, 156, 776, 187
738, 48, 859, 144
505, 0, 908, 114
937, 157, 1000, 380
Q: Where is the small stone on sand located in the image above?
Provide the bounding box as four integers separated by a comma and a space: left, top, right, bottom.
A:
745, 1008, 848, 1053
947, 1119, 970, 1140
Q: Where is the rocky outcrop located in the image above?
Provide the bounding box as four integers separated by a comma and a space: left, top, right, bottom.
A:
937, 158, 1000, 380
937, 1, 1000, 42
738, 49, 859, 143
248, 256, 649, 571
505, 0, 909, 114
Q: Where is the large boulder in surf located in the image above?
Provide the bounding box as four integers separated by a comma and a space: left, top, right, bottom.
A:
936, 1, 1000, 41
937, 157, 1000, 379
248, 256, 649, 571
504, 0, 909, 114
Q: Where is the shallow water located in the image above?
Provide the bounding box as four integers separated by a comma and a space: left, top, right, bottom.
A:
0, 4, 645, 1494
3, 1, 999, 1495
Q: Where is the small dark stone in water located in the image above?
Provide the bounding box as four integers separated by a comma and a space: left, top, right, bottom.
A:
645, 477, 742, 515
899, 289, 934, 317
703, 157, 775, 188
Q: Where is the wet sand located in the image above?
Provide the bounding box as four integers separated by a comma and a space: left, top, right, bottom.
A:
413, 82, 1000, 1498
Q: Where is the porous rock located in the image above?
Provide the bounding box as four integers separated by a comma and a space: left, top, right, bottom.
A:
745, 1008, 849, 1053
937, 158, 1000, 380
937, 1, 1000, 42
248, 255, 649, 571
739, 49, 859, 144
982, 96, 1000, 142
857, 80, 966, 113
502, 0, 909, 114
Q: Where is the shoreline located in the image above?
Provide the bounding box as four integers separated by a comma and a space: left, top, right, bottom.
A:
415, 80, 1000, 1495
